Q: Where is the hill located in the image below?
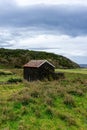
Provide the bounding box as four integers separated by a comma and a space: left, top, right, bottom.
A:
0, 48, 79, 68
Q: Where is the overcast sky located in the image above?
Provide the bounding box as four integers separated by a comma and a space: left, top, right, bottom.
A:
0, 0, 87, 64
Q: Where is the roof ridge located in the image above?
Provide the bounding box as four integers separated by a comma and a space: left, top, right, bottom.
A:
24, 60, 55, 68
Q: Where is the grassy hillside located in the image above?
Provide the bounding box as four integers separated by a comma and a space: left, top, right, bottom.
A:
0, 48, 79, 68
0, 68, 87, 130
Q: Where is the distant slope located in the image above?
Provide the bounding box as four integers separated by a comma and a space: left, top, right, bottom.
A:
79, 64, 87, 68
0, 48, 80, 68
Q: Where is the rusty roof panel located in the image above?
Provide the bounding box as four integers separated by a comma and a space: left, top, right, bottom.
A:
23, 60, 55, 68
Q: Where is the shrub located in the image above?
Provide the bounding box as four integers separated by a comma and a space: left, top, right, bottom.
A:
8, 78, 22, 83
21, 106, 29, 115
18, 120, 30, 130
14, 94, 31, 106
68, 89, 84, 96
9, 88, 36, 105
56, 87, 66, 97
21, 94, 31, 106
45, 106, 54, 118
44, 97, 54, 106
35, 109, 41, 118
0, 71, 13, 75
31, 91, 40, 98
55, 72, 64, 80
50, 72, 64, 80
8, 111, 21, 121
58, 113, 77, 126
1, 107, 20, 123
63, 94, 76, 107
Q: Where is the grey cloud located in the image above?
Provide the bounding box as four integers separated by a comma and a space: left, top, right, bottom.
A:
0, 4, 87, 36
0, 0, 16, 8
70, 56, 87, 64
25, 47, 60, 50
0, 40, 13, 47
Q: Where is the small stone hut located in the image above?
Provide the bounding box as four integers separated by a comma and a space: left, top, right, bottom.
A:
23, 60, 55, 81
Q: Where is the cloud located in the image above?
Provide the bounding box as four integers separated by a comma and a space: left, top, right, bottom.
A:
0, 28, 86, 57
0, 4, 87, 36
0, 1, 87, 64
0, 27, 87, 63
0, 0, 16, 9
15, 0, 87, 6
70, 56, 87, 64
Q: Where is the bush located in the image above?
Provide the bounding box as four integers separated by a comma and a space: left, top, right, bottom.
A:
45, 106, 54, 118
9, 88, 36, 106
18, 120, 30, 130
44, 97, 54, 106
63, 94, 76, 107
8, 78, 22, 83
58, 113, 77, 126
31, 91, 40, 98
50, 72, 64, 80
21, 94, 31, 106
21, 106, 29, 115
68, 89, 84, 96
35, 109, 41, 118
55, 72, 64, 80
1, 107, 21, 123
0, 71, 13, 75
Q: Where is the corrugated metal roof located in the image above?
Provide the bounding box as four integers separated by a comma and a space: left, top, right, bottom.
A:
23, 60, 55, 68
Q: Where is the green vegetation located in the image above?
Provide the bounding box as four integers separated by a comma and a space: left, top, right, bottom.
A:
0, 68, 87, 130
0, 48, 79, 68
56, 68, 87, 74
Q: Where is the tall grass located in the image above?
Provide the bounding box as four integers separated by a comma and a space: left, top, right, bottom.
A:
0, 68, 87, 129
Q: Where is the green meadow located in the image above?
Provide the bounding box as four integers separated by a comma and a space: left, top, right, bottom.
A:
56, 68, 87, 74
0, 68, 87, 130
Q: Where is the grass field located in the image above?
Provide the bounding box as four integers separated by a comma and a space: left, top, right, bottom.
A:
0, 68, 87, 130
56, 68, 87, 74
